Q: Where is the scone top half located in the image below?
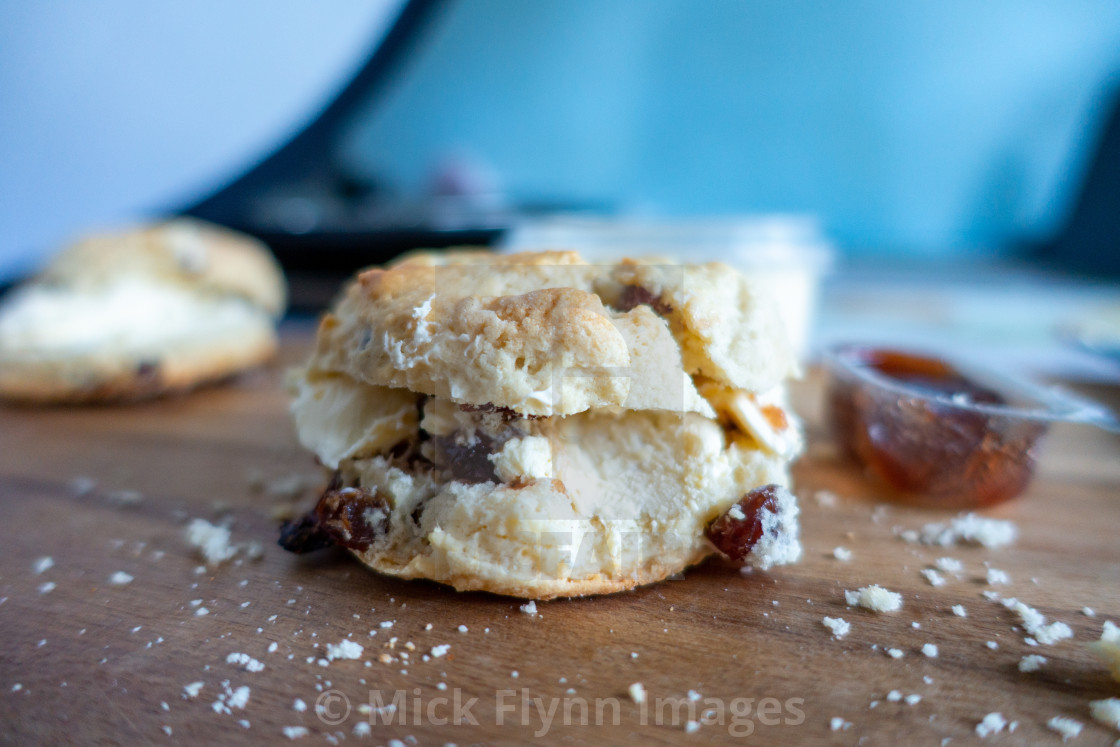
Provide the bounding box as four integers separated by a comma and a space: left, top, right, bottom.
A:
289, 249, 804, 599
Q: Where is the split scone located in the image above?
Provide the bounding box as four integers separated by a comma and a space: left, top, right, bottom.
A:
0, 219, 286, 403
282, 250, 803, 599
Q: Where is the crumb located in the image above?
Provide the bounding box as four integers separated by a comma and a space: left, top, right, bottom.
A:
986, 641, 999, 650
845, 585, 903, 612
293, 699, 306, 712
922, 643, 939, 658
833, 547, 852, 562
183, 682, 205, 699
226, 653, 265, 672
887, 691, 902, 702
1089, 698, 1120, 729
520, 601, 538, 615
282, 726, 310, 740
458, 625, 468, 633
904, 694, 922, 705
921, 569, 946, 587
108, 571, 133, 586
908, 514, 1017, 548
628, 683, 646, 704
830, 717, 852, 731
934, 557, 963, 573
685, 720, 701, 733
430, 645, 450, 658
887, 648, 904, 659
999, 598, 1073, 645
1089, 621, 1120, 683
1083, 607, 1096, 618
951, 605, 967, 617
1018, 654, 1047, 672
32, 557, 54, 574
985, 568, 1010, 585
185, 518, 238, 564
37, 582, 55, 595
353, 722, 371, 737
196, 607, 210, 617
326, 640, 363, 661
822, 616, 850, 639
1046, 716, 1082, 742
814, 490, 838, 507
975, 712, 1007, 738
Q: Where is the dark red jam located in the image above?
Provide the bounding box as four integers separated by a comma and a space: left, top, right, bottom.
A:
827, 347, 1047, 507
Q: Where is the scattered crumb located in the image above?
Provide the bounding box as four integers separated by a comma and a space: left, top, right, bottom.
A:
833, 547, 852, 562
282, 726, 310, 740
38, 582, 55, 595
1046, 716, 1083, 741
226, 653, 265, 673
185, 519, 238, 565
105, 489, 143, 506
922, 643, 939, 658
326, 640, 364, 662
1089, 698, 1120, 730
1000, 598, 1073, 645
909, 514, 1017, 548
887, 691, 902, 702
830, 717, 852, 731
430, 645, 450, 658
520, 601, 538, 615
887, 648, 904, 659
1089, 621, 1120, 683
1083, 607, 1097, 618
986, 568, 1010, 585
814, 490, 838, 507
934, 557, 963, 573
684, 720, 701, 733
32, 557, 53, 574
353, 722, 371, 737
183, 682, 205, 699
1019, 654, 1047, 672
458, 625, 468, 633
986, 641, 999, 650
292, 699, 306, 712
904, 694, 922, 705
195, 607, 210, 617
975, 712, 1007, 738
845, 585, 903, 612
108, 571, 133, 586
952, 605, 968, 618
921, 569, 946, 588
822, 616, 850, 639
628, 683, 646, 704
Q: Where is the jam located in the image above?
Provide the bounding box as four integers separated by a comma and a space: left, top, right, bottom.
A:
826, 346, 1048, 507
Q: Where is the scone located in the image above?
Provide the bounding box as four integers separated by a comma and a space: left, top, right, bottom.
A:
281, 249, 803, 599
0, 219, 286, 403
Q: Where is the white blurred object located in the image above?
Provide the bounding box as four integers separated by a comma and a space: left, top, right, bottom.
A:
500, 214, 833, 358
0, 0, 405, 284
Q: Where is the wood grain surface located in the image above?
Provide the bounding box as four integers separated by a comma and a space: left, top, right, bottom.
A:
1, 324, 1118, 746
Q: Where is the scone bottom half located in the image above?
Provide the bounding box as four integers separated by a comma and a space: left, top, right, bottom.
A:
280, 249, 803, 600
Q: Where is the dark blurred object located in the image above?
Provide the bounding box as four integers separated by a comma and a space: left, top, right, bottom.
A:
182, 0, 509, 310
1039, 86, 1120, 277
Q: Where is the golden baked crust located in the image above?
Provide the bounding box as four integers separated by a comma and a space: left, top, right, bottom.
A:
39, 218, 286, 316
306, 249, 795, 416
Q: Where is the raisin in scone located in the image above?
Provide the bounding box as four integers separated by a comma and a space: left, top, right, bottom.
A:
282, 250, 803, 599
0, 219, 286, 403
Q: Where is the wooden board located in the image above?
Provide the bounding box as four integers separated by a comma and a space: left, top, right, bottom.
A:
2, 325, 1119, 745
